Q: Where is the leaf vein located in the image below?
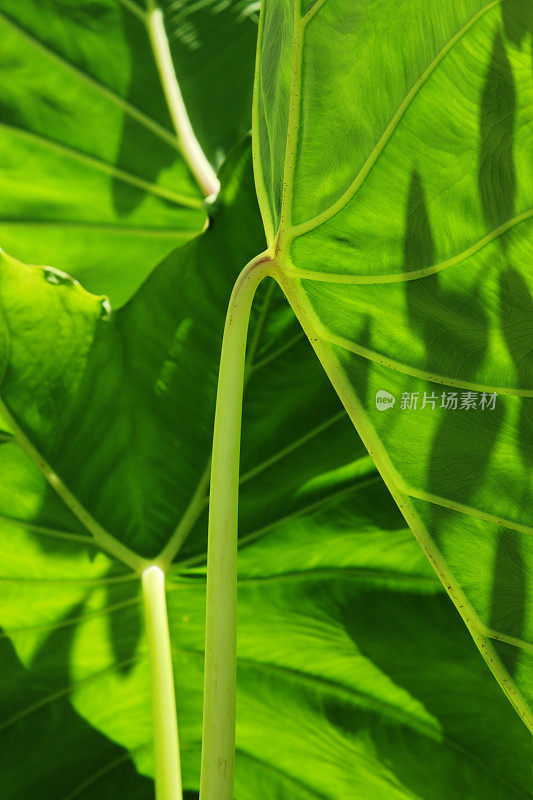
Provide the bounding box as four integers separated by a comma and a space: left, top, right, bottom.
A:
323, 331, 533, 397
0, 9, 180, 151
288, 209, 533, 284
402, 486, 533, 536
0, 655, 143, 736
0, 595, 140, 638
0, 122, 203, 209
288, 0, 503, 241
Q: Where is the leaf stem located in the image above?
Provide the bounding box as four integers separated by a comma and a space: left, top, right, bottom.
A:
145, 1, 220, 198
199, 253, 272, 800
142, 565, 183, 800
157, 263, 279, 570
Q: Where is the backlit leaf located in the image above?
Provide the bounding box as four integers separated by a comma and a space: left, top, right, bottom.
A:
1, 143, 530, 798
253, 0, 533, 728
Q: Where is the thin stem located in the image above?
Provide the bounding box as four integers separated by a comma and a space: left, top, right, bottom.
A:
142, 566, 183, 800
199, 253, 272, 800
145, 2, 220, 198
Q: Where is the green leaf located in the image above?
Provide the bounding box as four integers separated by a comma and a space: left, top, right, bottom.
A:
0, 142, 531, 798
160, 0, 260, 169
0, 140, 265, 563
253, 0, 533, 728
0, 0, 238, 304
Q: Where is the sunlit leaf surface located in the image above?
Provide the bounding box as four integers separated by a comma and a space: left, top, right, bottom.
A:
0, 144, 531, 798
254, 0, 533, 728
0, 0, 259, 303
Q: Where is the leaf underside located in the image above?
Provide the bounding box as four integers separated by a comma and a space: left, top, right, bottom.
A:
0, 0, 261, 304
253, 0, 533, 729
0, 0, 532, 798
0, 143, 531, 798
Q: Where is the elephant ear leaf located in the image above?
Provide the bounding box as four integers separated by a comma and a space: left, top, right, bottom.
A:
254, 0, 533, 728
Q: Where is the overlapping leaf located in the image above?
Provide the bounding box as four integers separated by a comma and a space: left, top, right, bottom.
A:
160, 0, 260, 169
0, 0, 232, 303
1, 143, 531, 798
254, 0, 533, 727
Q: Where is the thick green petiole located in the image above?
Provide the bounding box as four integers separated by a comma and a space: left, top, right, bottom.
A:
199, 254, 272, 800
142, 565, 183, 800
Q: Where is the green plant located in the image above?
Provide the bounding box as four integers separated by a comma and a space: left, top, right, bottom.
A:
0, 1, 531, 799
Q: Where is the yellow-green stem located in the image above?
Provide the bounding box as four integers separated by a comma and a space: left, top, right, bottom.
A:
142, 565, 182, 800
199, 254, 272, 800
145, 1, 219, 198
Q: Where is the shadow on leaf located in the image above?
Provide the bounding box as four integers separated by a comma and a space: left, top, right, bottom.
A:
0, 607, 152, 799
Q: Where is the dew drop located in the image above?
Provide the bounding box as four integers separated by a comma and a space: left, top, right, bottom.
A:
43, 267, 74, 286
100, 297, 112, 321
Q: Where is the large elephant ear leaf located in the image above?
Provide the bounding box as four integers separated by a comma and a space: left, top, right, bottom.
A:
254, 0, 533, 728
0, 0, 259, 305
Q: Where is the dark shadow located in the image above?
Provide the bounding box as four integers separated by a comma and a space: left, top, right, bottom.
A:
403, 169, 435, 273
501, 1, 533, 52
112, 6, 178, 216
478, 32, 516, 234
338, 587, 532, 797
488, 531, 526, 676
405, 171, 489, 380
353, 315, 372, 409
402, 169, 516, 667
476, 29, 528, 658
105, 578, 143, 676
403, 171, 498, 521
499, 267, 533, 466
0, 609, 153, 799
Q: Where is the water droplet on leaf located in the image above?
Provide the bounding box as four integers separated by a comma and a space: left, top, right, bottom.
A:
43, 267, 74, 286
100, 298, 112, 321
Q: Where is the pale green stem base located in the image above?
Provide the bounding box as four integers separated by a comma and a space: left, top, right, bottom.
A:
142, 565, 183, 800
199, 254, 272, 800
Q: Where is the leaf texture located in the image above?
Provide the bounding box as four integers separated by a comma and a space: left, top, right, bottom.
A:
253, 0, 533, 729
1, 143, 531, 797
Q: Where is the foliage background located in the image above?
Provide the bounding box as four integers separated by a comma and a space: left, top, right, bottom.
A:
0, 1, 531, 799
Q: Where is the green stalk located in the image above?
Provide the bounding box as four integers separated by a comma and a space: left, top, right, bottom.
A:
199, 254, 272, 800
145, 0, 219, 198
142, 565, 182, 800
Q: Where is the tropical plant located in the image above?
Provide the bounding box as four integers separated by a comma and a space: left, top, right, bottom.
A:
0, 1, 531, 799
